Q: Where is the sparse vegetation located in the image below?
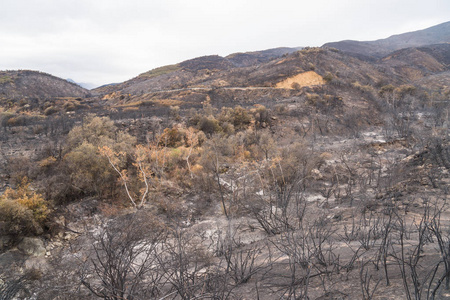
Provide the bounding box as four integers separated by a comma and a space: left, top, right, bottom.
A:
1, 29, 450, 300
0, 75, 14, 84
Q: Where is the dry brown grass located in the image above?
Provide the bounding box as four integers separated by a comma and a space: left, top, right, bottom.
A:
152, 99, 184, 106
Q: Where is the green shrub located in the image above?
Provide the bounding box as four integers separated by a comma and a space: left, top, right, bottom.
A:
0, 180, 50, 237
217, 106, 253, 131
159, 126, 185, 147
0, 199, 39, 237
199, 116, 222, 135
56, 116, 136, 201
66, 115, 136, 152
63, 142, 115, 197
251, 105, 272, 128
231, 106, 252, 130
323, 72, 333, 83
0, 75, 13, 84
378, 84, 395, 97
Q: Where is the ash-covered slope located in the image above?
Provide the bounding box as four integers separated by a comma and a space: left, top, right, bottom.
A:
93, 44, 447, 103
91, 47, 302, 96
90, 21, 450, 110
380, 44, 450, 81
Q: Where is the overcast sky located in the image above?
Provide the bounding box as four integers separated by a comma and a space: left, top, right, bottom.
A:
1, 0, 449, 88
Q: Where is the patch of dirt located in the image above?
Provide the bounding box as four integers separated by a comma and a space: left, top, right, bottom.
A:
275, 71, 324, 89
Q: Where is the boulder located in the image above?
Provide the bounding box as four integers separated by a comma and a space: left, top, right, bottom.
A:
17, 237, 45, 256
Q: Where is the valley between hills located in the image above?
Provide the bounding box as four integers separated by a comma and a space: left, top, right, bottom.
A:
0, 22, 449, 299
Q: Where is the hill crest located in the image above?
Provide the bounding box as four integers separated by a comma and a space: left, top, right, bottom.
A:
0, 70, 89, 101
323, 21, 450, 59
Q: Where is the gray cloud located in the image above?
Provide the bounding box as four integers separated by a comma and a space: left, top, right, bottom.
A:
1, 0, 449, 87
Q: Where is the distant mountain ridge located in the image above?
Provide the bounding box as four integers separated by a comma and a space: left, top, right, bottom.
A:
0, 70, 89, 101
323, 21, 450, 59
2, 21, 449, 103
95, 22, 450, 96
225, 47, 303, 67
66, 78, 97, 90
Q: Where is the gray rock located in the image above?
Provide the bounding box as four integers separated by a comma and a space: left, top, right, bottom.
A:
24, 256, 49, 272
17, 237, 45, 257
0, 235, 12, 251
0, 250, 26, 268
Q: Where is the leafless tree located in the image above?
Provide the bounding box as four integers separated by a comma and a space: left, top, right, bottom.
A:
0, 274, 28, 300
81, 213, 167, 300
359, 260, 381, 300
0, 269, 41, 300
157, 226, 214, 300
223, 238, 270, 286
385, 200, 450, 300
426, 200, 450, 293
270, 217, 340, 299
